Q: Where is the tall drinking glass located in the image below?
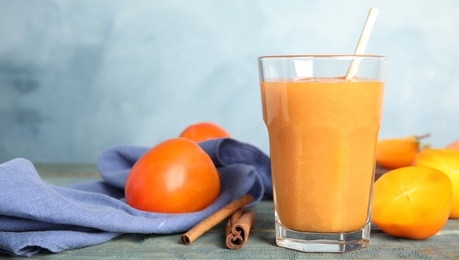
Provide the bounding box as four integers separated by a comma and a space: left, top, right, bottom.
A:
258, 55, 387, 252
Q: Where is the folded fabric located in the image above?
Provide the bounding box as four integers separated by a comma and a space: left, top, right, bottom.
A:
0, 138, 272, 257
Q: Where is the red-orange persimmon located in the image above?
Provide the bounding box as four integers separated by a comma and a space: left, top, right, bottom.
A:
179, 122, 230, 143
125, 137, 220, 213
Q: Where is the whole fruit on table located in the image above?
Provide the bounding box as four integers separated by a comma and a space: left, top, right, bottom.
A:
413, 148, 459, 218
446, 140, 459, 152
179, 122, 230, 143
375, 134, 430, 169
125, 137, 221, 213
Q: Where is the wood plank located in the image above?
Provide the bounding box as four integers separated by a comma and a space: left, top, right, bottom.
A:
29, 164, 459, 259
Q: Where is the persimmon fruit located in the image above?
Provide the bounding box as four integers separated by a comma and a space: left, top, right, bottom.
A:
446, 140, 459, 152
179, 122, 230, 143
413, 149, 459, 218
372, 166, 452, 239
375, 134, 430, 169
125, 137, 221, 213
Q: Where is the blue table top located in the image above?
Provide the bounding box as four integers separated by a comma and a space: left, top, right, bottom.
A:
26, 164, 459, 259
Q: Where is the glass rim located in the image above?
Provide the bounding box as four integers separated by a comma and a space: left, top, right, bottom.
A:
258, 54, 387, 60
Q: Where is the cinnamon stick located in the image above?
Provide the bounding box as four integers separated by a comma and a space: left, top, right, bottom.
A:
225, 208, 256, 249
180, 193, 253, 245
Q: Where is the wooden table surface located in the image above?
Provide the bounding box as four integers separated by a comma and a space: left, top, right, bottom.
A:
11, 164, 458, 259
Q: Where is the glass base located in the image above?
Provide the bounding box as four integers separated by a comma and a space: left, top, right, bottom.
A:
275, 220, 371, 253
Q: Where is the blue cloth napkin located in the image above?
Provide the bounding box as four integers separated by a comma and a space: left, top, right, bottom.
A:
0, 138, 272, 257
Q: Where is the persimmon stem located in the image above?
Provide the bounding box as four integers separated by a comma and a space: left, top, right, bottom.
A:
415, 133, 431, 141
415, 133, 431, 151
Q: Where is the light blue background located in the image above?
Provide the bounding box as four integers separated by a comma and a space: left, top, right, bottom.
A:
1, 0, 458, 163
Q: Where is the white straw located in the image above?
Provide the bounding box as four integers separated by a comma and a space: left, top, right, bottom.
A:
345, 7, 379, 79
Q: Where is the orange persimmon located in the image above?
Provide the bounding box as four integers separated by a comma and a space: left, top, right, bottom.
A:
125, 138, 221, 213
413, 149, 459, 218
375, 134, 430, 169
372, 166, 452, 239
179, 122, 230, 143
446, 140, 459, 152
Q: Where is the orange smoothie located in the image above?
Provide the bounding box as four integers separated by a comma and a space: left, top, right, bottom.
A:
261, 77, 384, 233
